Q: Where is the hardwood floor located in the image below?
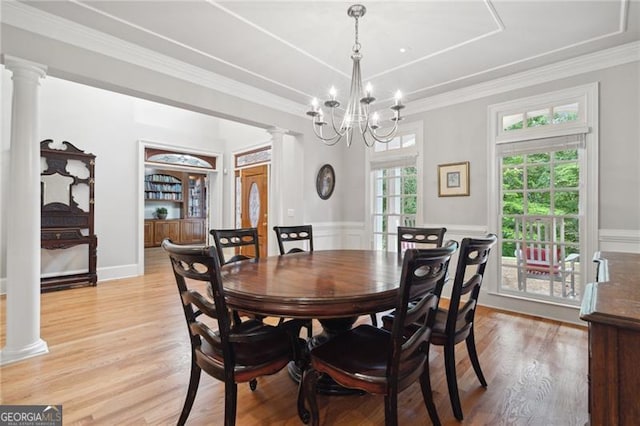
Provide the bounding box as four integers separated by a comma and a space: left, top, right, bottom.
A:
0, 248, 588, 425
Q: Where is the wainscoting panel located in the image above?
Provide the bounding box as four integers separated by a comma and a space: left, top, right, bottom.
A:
312, 222, 366, 250
599, 229, 640, 253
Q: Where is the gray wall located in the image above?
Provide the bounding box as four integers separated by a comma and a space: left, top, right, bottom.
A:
339, 61, 640, 233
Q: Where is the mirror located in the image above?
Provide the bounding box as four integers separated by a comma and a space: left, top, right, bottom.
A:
40, 156, 91, 211
71, 183, 90, 211
41, 173, 74, 206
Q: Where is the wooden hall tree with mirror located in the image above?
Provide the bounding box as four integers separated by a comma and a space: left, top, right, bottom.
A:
40, 139, 97, 291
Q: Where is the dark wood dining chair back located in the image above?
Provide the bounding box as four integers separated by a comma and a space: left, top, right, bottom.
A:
299, 242, 459, 426
430, 233, 496, 421
210, 227, 265, 325
210, 227, 260, 265
273, 225, 314, 255
397, 226, 447, 255
162, 239, 299, 426
272, 225, 314, 337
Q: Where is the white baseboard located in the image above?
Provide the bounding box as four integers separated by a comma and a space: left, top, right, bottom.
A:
480, 291, 584, 326
0, 264, 140, 295
97, 264, 139, 282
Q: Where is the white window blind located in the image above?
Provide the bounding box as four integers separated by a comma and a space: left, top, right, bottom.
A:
497, 133, 585, 156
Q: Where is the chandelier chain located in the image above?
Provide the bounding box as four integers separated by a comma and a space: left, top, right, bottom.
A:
353, 16, 360, 52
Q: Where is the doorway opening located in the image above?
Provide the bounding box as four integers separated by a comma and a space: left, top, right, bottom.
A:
139, 143, 221, 274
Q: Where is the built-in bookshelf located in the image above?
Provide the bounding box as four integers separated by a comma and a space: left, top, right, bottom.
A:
188, 175, 204, 217
145, 174, 183, 202
143, 170, 207, 247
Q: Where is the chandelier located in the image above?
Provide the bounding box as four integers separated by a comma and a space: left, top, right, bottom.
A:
306, 4, 405, 147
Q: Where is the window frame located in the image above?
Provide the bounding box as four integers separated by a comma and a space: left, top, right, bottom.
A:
487, 83, 599, 308
365, 121, 423, 251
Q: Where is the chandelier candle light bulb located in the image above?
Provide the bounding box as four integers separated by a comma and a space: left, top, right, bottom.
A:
306, 4, 406, 147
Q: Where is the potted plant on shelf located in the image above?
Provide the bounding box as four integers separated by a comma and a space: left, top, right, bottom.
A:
155, 207, 168, 220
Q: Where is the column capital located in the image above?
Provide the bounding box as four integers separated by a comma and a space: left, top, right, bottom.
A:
3, 55, 47, 79
266, 127, 287, 138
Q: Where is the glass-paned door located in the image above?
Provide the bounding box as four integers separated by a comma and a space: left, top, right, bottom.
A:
372, 165, 417, 252
499, 148, 582, 304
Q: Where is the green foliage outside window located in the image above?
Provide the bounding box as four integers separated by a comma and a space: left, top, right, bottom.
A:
501, 149, 580, 257
505, 111, 578, 131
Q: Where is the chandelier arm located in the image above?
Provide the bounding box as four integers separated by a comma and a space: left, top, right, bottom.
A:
361, 127, 378, 147
311, 122, 343, 146
329, 106, 347, 136
366, 119, 401, 143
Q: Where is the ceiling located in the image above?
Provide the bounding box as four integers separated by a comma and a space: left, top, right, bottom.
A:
8, 1, 640, 112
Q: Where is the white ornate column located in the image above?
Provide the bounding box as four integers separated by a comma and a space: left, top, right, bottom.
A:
1, 56, 48, 365
267, 127, 286, 255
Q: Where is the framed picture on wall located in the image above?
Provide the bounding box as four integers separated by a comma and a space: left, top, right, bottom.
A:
438, 161, 470, 197
316, 164, 335, 200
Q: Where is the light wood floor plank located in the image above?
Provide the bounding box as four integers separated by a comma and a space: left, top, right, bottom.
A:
0, 248, 588, 425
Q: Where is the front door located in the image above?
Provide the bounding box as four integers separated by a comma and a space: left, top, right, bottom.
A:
240, 165, 268, 258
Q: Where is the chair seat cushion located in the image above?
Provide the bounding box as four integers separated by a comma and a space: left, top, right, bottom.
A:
198, 319, 292, 379
525, 260, 562, 274
310, 325, 425, 395
382, 307, 470, 346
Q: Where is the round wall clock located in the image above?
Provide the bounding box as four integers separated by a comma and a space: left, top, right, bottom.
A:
316, 164, 335, 200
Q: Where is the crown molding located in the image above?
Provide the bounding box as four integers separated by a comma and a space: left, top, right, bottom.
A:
1, 1, 308, 116
407, 40, 640, 115
2, 1, 638, 119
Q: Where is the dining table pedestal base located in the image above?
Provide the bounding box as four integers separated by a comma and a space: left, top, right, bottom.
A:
288, 317, 364, 395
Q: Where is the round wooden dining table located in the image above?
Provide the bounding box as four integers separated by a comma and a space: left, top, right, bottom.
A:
221, 249, 405, 394
221, 249, 404, 320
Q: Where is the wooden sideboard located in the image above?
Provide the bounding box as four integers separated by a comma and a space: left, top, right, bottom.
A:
144, 219, 206, 247
580, 251, 640, 425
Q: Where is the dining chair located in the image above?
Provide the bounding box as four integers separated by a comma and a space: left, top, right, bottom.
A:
273, 225, 314, 338
210, 227, 260, 264
273, 224, 380, 329
383, 233, 497, 421
210, 227, 263, 324
299, 243, 459, 426
273, 225, 314, 254
162, 239, 303, 426
397, 226, 447, 255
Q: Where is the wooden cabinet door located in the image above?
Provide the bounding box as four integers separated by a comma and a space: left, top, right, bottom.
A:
154, 220, 180, 246
180, 219, 205, 244
144, 221, 154, 247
